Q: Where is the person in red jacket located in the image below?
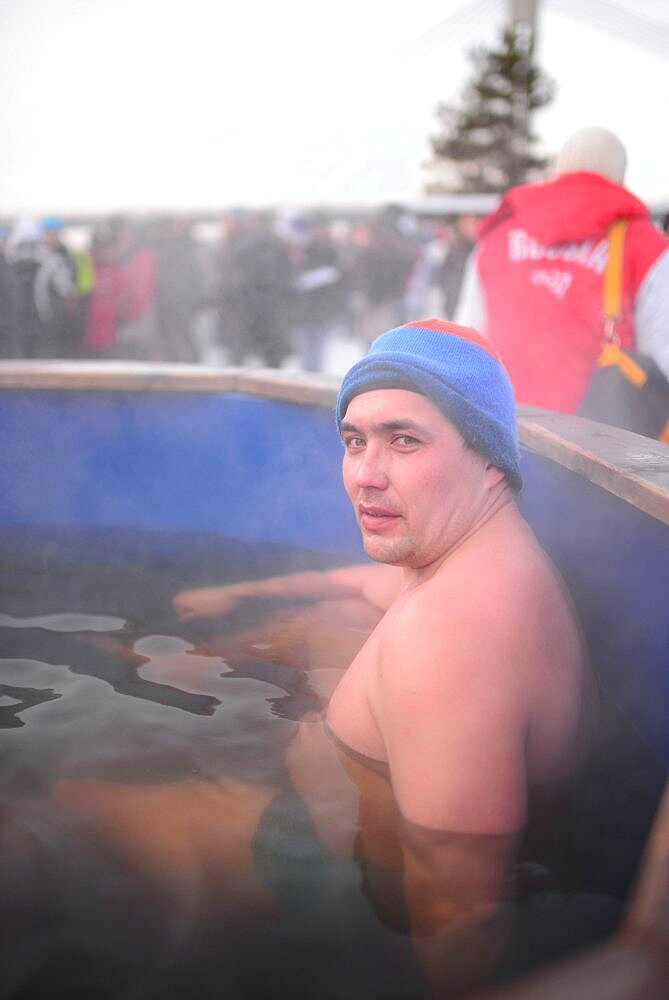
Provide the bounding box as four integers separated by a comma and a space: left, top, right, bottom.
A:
456, 126, 669, 413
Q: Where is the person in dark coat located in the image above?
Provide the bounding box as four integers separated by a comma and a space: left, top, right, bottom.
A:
353, 206, 416, 348
153, 216, 204, 362
217, 212, 295, 368
294, 217, 347, 371
439, 214, 478, 319
6, 218, 78, 358
0, 229, 20, 357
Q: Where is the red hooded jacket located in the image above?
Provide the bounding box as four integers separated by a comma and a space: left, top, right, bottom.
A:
475, 171, 668, 411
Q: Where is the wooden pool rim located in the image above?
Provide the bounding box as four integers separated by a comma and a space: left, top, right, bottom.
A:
1, 359, 668, 997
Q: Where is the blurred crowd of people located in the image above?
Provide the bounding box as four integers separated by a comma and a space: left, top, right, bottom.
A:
0, 206, 475, 371
4, 132, 666, 429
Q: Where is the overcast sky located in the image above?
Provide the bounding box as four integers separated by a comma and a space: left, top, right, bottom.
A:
0, 0, 667, 216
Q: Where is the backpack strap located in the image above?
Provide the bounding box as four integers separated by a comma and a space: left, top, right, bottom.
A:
602, 218, 628, 342
595, 219, 669, 441
597, 219, 648, 386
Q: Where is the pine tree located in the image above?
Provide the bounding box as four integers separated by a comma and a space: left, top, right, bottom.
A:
427, 22, 554, 193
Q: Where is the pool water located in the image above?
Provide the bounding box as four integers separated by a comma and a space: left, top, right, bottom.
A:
0, 527, 429, 1000
0, 527, 662, 1000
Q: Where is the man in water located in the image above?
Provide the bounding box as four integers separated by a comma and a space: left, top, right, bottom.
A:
170, 318, 591, 989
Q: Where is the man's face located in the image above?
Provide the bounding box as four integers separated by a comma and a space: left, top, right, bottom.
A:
340, 389, 494, 569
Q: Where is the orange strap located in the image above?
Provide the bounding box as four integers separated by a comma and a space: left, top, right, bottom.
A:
598, 220, 647, 388
597, 341, 647, 387
602, 219, 628, 338
598, 220, 669, 440
659, 419, 669, 445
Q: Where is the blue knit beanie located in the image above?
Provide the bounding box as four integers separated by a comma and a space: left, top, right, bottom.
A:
336, 318, 522, 491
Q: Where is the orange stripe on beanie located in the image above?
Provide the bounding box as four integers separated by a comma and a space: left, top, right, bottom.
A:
402, 317, 505, 364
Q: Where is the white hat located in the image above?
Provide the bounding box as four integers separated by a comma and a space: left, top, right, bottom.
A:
554, 126, 627, 184
9, 217, 43, 246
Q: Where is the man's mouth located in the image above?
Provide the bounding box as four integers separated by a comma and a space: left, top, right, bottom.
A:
358, 505, 400, 531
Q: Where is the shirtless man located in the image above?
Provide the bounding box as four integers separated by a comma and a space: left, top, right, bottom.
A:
58, 319, 588, 995
177, 317, 586, 825
171, 318, 589, 988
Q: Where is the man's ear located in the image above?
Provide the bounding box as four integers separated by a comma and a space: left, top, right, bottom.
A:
484, 463, 506, 489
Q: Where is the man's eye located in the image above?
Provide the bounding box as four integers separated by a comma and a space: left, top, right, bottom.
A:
344, 436, 365, 449
394, 435, 419, 447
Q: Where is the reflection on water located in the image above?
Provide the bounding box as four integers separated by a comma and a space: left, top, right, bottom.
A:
0, 678, 62, 729
0, 611, 128, 632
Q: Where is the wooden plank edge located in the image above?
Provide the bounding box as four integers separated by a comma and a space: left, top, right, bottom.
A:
0, 362, 340, 408
517, 408, 669, 527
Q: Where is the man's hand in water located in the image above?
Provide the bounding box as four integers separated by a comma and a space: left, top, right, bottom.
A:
173, 584, 248, 620
173, 565, 401, 622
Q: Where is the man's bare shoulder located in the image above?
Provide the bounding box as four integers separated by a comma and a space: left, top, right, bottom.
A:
382, 508, 582, 688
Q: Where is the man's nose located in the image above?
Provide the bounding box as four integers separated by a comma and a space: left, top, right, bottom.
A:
354, 444, 388, 489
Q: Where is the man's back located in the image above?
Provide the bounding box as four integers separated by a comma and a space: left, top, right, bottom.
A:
327, 500, 587, 836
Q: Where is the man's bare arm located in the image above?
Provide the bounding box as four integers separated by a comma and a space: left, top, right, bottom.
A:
400, 820, 517, 995
173, 563, 402, 620
364, 584, 530, 984
378, 581, 532, 835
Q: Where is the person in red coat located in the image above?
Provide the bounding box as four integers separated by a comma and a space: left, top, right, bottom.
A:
456, 126, 669, 413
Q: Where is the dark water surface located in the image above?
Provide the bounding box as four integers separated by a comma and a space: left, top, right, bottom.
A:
0, 527, 428, 1000
0, 527, 663, 1000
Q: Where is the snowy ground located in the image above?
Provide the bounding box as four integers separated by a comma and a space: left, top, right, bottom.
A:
193, 311, 368, 378
281, 326, 368, 378
193, 285, 446, 377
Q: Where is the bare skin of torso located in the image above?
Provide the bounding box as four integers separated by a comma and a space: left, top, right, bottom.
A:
326, 506, 588, 833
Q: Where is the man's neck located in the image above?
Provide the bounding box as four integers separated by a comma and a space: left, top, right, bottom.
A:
401, 484, 518, 590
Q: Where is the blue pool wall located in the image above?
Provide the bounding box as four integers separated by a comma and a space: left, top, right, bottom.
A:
0, 391, 361, 552
1, 388, 668, 764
